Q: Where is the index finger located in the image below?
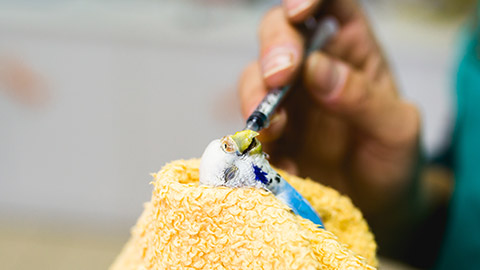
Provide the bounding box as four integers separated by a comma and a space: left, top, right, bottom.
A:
258, 7, 304, 88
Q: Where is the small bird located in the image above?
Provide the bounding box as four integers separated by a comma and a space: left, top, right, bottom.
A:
200, 130, 324, 228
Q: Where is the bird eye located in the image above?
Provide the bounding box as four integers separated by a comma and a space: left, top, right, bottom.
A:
220, 137, 235, 153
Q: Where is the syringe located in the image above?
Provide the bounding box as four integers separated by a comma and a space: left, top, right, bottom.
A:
245, 17, 339, 132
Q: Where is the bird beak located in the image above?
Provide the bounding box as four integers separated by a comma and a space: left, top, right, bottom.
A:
230, 130, 262, 155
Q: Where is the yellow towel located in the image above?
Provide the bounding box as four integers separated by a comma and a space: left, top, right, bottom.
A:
110, 159, 377, 270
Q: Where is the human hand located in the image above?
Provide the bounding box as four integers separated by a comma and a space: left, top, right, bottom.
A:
238, 0, 421, 216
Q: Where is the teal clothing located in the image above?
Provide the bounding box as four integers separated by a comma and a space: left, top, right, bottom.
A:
436, 16, 480, 269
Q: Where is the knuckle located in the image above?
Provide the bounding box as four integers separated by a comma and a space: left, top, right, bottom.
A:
237, 61, 261, 101
259, 7, 283, 27
239, 61, 258, 86
338, 74, 370, 114
237, 61, 263, 117
239, 62, 258, 86
258, 7, 284, 39
382, 102, 421, 147
396, 102, 421, 145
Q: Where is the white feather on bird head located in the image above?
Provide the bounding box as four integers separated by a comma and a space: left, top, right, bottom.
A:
199, 130, 266, 189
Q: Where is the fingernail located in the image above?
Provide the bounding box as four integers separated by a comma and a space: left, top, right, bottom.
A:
311, 55, 349, 101
261, 46, 296, 79
324, 63, 348, 101
284, 0, 314, 17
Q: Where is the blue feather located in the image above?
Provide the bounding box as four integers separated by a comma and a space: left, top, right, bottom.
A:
275, 179, 325, 229
253, 165, 269, 185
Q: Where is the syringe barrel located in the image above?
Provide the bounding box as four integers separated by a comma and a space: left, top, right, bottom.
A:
245, 85, 290, 131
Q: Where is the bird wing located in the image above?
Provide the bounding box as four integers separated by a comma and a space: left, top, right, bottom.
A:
273, 178, 325, 229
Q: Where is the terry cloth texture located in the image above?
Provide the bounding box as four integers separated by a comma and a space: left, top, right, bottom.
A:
110, 159, 377, 270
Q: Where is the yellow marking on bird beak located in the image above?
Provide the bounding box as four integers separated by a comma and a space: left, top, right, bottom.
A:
230, 130, 262, 154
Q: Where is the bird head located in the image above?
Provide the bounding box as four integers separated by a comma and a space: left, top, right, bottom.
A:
199, 130, 264, 188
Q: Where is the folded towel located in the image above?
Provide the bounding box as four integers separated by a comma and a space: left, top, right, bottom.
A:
110, 159, 377, 270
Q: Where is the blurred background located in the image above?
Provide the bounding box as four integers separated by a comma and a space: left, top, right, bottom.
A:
0, 0, 474, 269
